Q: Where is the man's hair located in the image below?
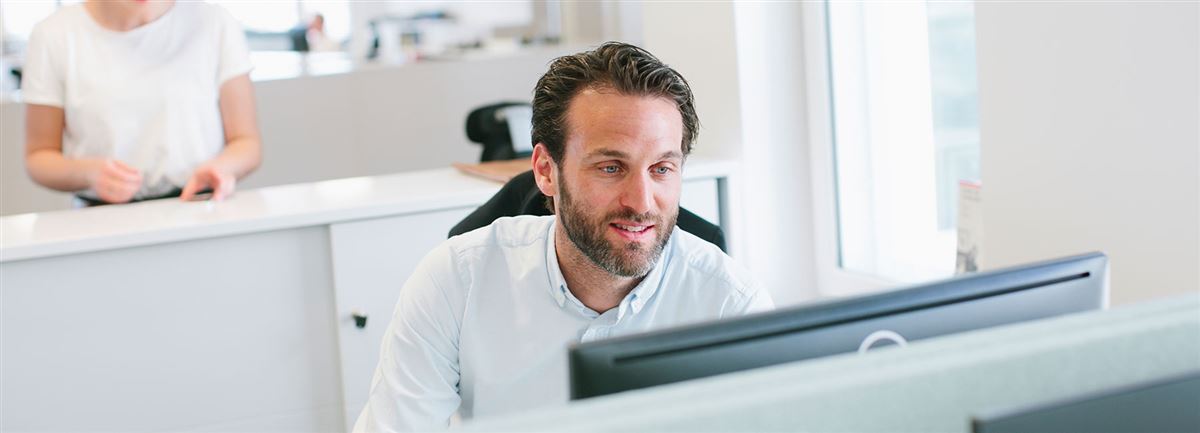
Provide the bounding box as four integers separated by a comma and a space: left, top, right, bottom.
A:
531, 42, 699, 164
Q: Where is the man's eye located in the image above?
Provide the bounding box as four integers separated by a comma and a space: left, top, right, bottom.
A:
654, 166, 672, 175
601, 165, 620, 174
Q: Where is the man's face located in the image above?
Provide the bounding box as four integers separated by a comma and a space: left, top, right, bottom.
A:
549, 88, 684, 278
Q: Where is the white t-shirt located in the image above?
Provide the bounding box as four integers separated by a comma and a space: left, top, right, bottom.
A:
22, 3, 252, 199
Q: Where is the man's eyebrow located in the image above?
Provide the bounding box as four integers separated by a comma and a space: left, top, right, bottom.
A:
586, 148, 631, 159
585, 149, 684, 161
657, 150, 684, 161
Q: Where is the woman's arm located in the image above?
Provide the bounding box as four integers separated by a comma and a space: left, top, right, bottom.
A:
26, 103, 85, 190
180, 73, 262, 200
25, 103, 141, 202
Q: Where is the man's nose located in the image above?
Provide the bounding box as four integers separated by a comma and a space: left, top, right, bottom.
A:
620, 172, 655, 216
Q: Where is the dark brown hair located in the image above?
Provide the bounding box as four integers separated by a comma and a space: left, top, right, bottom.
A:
531, 42, 699, 164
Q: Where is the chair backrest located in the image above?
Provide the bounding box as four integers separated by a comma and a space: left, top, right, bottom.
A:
288, 26, 309, 52
449, 170, 727, 252
465, 102, 534, 162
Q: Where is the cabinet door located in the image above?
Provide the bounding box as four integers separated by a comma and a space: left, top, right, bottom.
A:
1, 227, 343, 432
329, 207, 474, 431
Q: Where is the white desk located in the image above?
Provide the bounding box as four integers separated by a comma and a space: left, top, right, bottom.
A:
0, 159, 736, 432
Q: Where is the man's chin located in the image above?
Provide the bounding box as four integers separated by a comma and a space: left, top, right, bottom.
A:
608, 245, 660, 276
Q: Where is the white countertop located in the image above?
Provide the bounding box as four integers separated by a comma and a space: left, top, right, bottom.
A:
0, 158, 734, 263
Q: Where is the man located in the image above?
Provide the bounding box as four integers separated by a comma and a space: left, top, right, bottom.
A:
354, 42, 774, 432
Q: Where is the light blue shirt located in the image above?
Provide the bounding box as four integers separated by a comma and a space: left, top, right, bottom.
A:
354, 215, 774, 432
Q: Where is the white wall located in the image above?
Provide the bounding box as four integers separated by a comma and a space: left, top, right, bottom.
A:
247, 47, 571, 188
0, 103, 74, 215
731, 3, 819, 306
975, 2, 1200, 305
641, 3, 743, 162
636, 2, 819, 306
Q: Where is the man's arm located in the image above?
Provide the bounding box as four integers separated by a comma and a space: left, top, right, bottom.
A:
720, 277, 775, 318
354, 245, 466, 432
741, 288, 775, 314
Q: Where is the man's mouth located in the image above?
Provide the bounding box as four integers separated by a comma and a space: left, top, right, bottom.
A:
610, 221, 656, 241
614, 223, 648, 232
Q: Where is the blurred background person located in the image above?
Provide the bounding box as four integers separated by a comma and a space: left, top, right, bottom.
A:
288, 13, 339, 53
306, 14, 340, 52
22, 0, 261, 205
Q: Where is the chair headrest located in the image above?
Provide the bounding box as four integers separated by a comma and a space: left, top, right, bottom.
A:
465, 101, 531, 144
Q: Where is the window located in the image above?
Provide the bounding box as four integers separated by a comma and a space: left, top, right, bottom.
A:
209, 0, 350, 42
823, 1, 981, 284
1, 2, 57, 46
210, 1, 302, 34
0, 1, 352, 50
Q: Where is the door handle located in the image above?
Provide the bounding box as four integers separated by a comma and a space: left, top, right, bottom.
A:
351, 308, 368, 329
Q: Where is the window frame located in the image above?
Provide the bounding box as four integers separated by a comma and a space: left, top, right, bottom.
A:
802, 1, 897, 298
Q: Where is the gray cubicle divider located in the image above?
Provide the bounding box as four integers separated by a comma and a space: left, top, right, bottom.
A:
461, 294, 1200, 432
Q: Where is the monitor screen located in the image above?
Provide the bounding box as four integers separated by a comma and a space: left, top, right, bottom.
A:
568, 252, 1108, 400
971, 372, 1200, 433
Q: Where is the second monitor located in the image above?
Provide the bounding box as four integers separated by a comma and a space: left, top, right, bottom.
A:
569, 252, 1109, 400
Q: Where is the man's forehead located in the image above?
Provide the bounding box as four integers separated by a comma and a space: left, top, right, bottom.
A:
562, 90, 684, 160
566, 87, 675, 116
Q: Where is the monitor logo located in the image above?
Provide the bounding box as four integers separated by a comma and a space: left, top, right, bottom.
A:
857, 329, 909, 355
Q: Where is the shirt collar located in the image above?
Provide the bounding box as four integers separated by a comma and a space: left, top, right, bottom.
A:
544, 218, 673, 319
545, 221, 570, 308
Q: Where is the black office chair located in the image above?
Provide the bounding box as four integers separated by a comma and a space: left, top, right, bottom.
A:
288, 26, 310, 52
448, 170, 726, 252
465, 102, 532, 162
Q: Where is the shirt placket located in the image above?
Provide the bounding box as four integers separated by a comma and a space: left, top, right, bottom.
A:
580, 306, 621, 343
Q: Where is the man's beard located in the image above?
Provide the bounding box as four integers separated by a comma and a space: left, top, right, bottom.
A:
557, 174, 678, 278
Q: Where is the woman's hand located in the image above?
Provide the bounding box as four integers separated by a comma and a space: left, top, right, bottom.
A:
85, 159, 142, 204
177, 73, 261, 202
181, 162, 236, 201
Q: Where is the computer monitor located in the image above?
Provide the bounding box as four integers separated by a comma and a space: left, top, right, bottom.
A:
568, 252, 1109, 400
971, 371, 1200, 433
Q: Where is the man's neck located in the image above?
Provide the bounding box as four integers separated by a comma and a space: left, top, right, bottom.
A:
554, 224, 644, 313
85, 1, 174, 32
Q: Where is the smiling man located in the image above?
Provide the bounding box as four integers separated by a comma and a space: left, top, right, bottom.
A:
354, 42, 774, 432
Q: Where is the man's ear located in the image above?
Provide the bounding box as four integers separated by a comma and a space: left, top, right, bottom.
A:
532, 143, 557, 199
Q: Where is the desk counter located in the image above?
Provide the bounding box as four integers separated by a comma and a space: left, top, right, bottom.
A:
0, 158, 736, 433
0, 158, 734, 263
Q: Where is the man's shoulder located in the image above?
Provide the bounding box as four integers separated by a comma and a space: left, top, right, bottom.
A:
668, 228, 758, 299
446, 215, 554, 255
416, 215, 550, 294
409, 216, 552, 297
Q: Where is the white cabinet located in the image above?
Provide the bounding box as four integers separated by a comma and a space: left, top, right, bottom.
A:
328, 207, 474, 431
0, 228, 345, 432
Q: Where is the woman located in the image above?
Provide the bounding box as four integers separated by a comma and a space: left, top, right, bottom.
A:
23, 0, 261, 205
